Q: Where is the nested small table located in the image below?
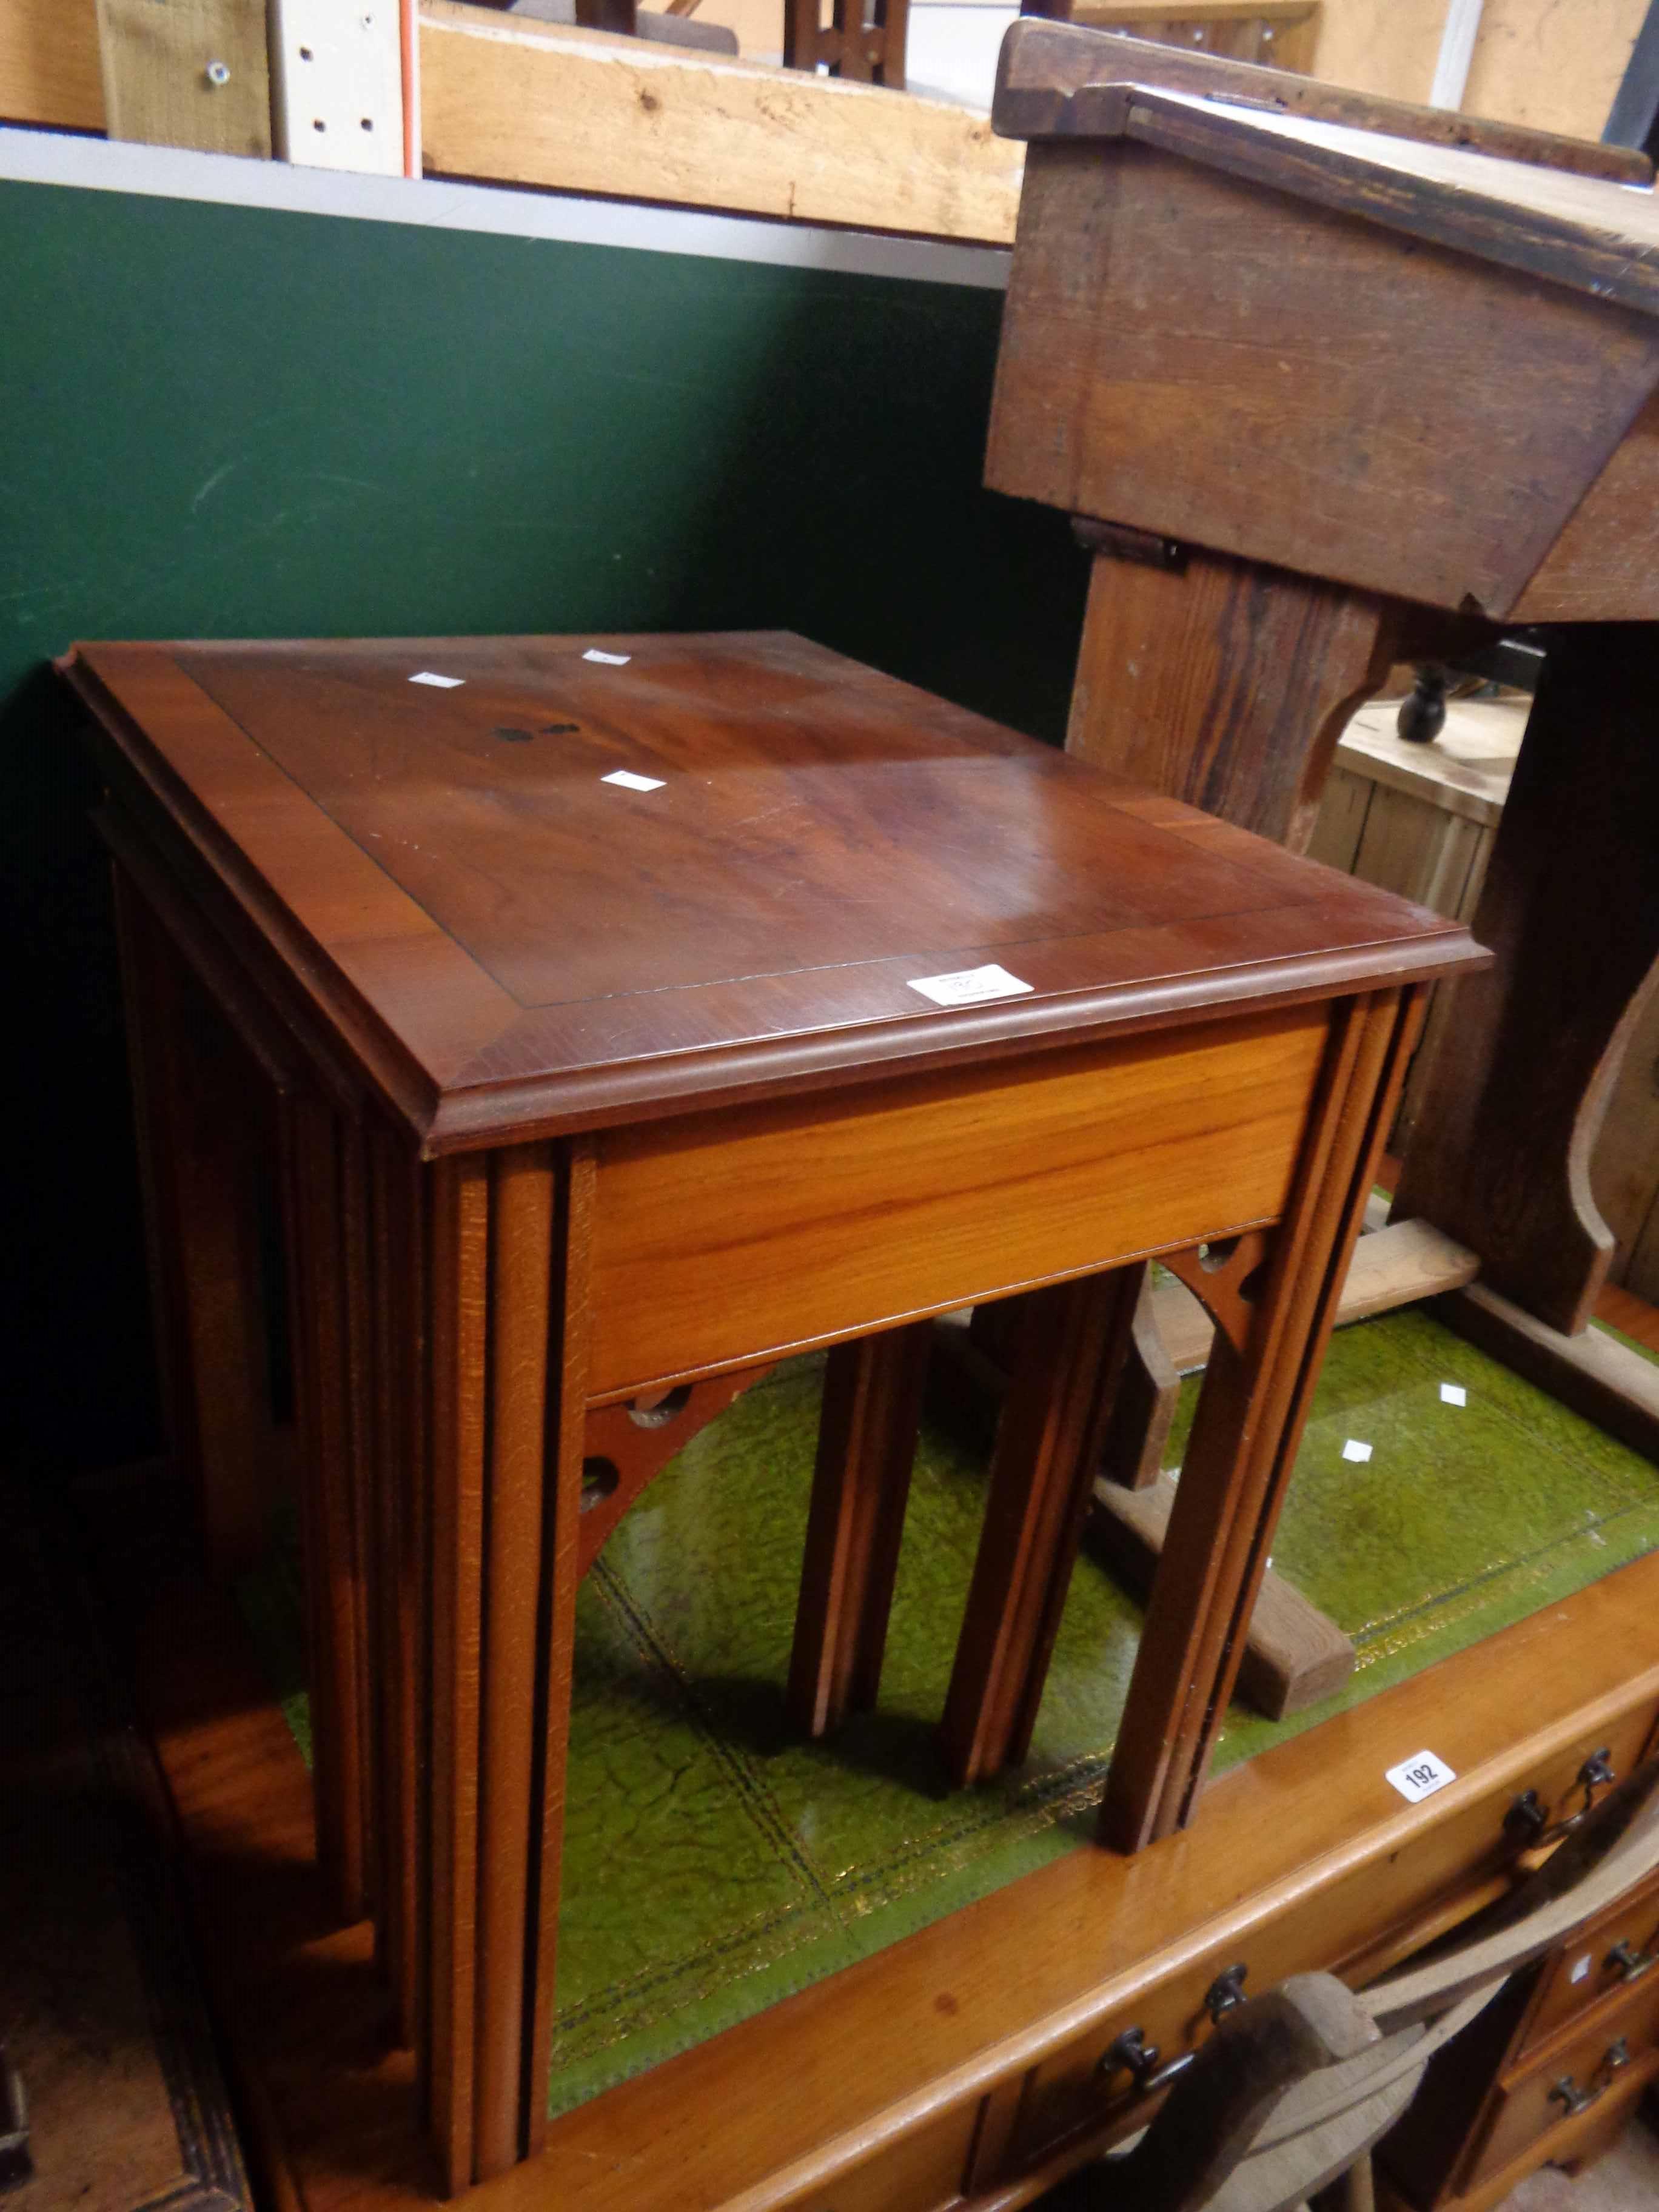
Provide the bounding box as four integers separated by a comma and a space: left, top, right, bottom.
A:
63, 632, 1475, 2190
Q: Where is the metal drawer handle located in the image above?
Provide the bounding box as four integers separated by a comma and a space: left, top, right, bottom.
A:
1548, 2037, 1631, 2120
1095, 1964, 1253, 2100
1099, 2026, 1162, 2085
1506, 1750, 1618, 1850
1606, 1939, 1657, 1984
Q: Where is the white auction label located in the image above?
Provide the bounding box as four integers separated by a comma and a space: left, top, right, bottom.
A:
1439, 1382, 1468, 1407
584, 648, 632, 666
409, 670, 464, 688
906, 964, 1033, 1009
1342, 1439, 1373, 1463
1569, 1954, 1594, 1984
602, 769, 665, 793
1386, 1749, 1456, 1805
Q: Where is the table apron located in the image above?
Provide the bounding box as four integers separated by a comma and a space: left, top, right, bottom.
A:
585, 1004, 1332, 1399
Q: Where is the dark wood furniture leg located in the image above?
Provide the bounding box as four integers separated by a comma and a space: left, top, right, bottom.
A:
941, 1263, 1147, 1788
111, 869, 283, 1575
286, 1093, 378, 1928
110, 847, 370, 1927
1067, 537, 1402, 850
1394, 630, 1659, 1337
1102, 988, 1421, 1851
787, 1324, 934, 1739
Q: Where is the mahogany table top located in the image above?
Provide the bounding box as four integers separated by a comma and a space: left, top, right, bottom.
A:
62, 632, 1478, 1151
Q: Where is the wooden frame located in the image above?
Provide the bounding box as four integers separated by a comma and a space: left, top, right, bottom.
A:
0, 0, 1023, 247
64, 629, 1475, 2187
128, 1532, 1659, 2210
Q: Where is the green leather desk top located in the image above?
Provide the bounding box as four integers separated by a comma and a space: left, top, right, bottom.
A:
239, 1305, 1659, 2120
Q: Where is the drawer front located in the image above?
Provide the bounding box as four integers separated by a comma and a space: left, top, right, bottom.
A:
1004, 1707, 1659, 2179
588, 1007, 1328, 1396
787, 2102, 978, 2212
1525, 1869, 1659, 2054
1466, 1980, 1659, 2188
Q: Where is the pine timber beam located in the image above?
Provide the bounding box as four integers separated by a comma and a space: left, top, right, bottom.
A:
418, 0, 1022, 243
0, 0, 104, 132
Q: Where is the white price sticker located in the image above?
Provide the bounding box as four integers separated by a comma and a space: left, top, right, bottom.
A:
1570, 1954, 1594, 1985
409, 670, 464, 688
601, 769, 665, 793
1439, 1382, 1467, 1407
1342, 1439, 1373, 1463
584, 648, 632, 666
906, 964, 1033, 1009
1386, 1750, 1456, 1805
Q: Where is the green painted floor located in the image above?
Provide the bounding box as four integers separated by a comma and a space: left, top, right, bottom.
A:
239, 1307, 1659, 2121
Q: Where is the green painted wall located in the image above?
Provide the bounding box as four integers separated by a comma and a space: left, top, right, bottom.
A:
0, 176, 1085, 1469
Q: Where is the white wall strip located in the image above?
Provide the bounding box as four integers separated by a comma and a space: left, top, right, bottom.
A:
0, 123, 1010, 290
1429, 0, 1484, 112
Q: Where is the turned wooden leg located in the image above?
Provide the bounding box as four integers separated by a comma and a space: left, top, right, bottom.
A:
1067, 538, 1401, 851
427, 1139, 593, 2190
1102, 991, 1423, 1852
1394, 630, 1659, 1336
787, 1325, 933, 1739
941, 1264, 1147, 1788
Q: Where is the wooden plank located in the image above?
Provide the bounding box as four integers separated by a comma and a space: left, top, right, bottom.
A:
1150, 1215, 1482, 1374
1592, 965, 1659, 1287
0, 0, 103, 129
1350, 783, 1486, 920
987, 130, 1659, 621
126, 1529, 1659, 2212
1090, 1472, 1355, 1717
994, 18, 1653, 183
1340, 1217, 1480, 1322
95, 0, 272, 156
588, 1009, 1329, 1397
418, 0, 1022, 244
1394, 632, 1659, 1335
1461, 0, 1652, 150
1305, 766, 1372, 876
1510, 387, 1659, 620
1062, 544, 1398, 853
1334, 697, 1523, 831
1434, 1281, 1659, 1467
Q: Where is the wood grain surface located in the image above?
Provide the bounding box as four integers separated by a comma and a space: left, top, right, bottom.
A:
127, 1546, 1659, 2212
62, 636, 1478, 1148
787, 1327, 933, 1739
986, 136, 1659, 618
1394, 631, 1659, 1336
991, 19, 1653, 185
1065, 547, 1397, 850
587, 1008, 1329, 1394
419, 0, 1021, 245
